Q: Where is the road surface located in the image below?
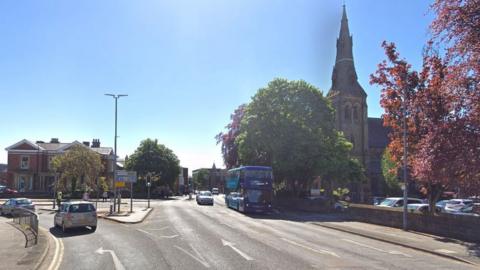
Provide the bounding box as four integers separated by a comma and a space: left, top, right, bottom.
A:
37, 196, 475, 270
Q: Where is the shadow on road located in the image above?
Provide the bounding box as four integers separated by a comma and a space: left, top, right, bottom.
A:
49, 226, 96, 238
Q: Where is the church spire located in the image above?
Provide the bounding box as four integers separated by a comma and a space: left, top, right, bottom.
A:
329, 5, 366, 98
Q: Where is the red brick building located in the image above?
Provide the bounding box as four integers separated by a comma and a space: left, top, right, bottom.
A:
5, 138, 115, 193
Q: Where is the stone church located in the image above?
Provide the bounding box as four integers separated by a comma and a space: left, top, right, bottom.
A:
327, 6, 389, 200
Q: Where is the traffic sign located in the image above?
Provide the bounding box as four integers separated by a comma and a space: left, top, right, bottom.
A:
115, 170, 137, 183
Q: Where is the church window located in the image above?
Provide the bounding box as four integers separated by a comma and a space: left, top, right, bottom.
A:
353, 106, 359, 120
344, 105, 351, 121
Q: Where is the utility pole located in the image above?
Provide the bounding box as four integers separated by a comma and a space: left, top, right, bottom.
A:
402, 74, 408, 231
105, 93, 128, 213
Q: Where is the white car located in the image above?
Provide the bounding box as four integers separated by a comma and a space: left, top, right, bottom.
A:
54, 201, 97, 233
377, 197, 423, 208
444, 199, 473, 212
196, 191, 214, 205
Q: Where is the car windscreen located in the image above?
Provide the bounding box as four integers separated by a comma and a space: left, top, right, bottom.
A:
69, 204, 96, 213
199, 191, 212, 196
379, 199, 396, 206
16, 199, 32, 205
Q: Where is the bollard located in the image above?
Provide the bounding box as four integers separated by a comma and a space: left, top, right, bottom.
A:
110, 205, 113, 215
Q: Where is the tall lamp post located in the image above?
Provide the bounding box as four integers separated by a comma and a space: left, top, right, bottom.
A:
401, 72, 408, 231
146, 174, 151, 209
105, 93, 128, 213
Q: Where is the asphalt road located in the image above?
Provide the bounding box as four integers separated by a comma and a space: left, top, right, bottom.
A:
37, 196, 475, 270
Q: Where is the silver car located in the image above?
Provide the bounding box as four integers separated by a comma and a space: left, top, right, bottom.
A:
196, 191, 214, 205
54, 201, 97, 233
0, 198, 35, 216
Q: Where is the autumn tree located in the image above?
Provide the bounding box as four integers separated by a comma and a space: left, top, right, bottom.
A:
371, 0, 480, 213
52, 145, 104, 194
216, 104, 247, 169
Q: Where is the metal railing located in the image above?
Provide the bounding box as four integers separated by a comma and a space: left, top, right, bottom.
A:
12, 208, 38, 247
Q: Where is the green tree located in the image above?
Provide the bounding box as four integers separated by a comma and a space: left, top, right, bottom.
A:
236, 78, 364, 198
125, 139, 180, 192
52, 145, 104, 194
192, 169, 210, 190
381, 149, 402, 196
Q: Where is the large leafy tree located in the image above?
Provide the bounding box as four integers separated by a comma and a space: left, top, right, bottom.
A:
381, 149, 402, 196
236, 78, 364, 197
125, 139, 180, 191
216, 104, 246, 169
52, 145, 104, 193
370, 0, 480, 213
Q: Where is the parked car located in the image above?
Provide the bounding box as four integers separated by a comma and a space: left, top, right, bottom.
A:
444, 199, 474, 212
435, 199, 451, 213
334, 201, 349, 212
211, 188, 219, 195
372, 197, 385, 206
196, 191, 214, 205
377, 197, 423, 208
226, 192, 241, 210
0, 198, 35, 216
54, 201, 97, 233
407, 203, 430, 214
446, 203, 480, 217
0, 186, 18, 194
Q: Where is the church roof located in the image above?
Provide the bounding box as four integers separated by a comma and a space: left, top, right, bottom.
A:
368, 117, 390, 148
328, 5, 367, 98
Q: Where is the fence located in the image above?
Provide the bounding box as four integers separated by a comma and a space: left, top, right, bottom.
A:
12, 208, 39, 247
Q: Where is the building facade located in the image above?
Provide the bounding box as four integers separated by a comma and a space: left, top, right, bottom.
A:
327, 6, 389, 199
5, 138, 115, 193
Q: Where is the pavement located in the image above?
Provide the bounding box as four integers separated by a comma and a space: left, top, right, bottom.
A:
99, 207, 153, 223
0, 216, 50, 270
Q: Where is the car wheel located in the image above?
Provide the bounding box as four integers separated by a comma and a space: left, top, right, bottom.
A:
62, 222, 67, 233
91, 226, 97, 232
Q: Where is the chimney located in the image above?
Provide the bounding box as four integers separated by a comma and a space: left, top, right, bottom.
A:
36, 140, 45, 144
50, 138, 59, 143
83, 141, 90, 147
91, 139, 100, 148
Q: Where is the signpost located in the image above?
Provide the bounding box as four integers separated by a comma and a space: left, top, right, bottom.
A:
115, 170, 137, 213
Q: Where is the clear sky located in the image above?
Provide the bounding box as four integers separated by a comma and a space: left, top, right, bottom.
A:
0, 0, 434, 172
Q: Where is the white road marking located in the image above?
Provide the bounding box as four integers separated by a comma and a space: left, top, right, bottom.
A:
174, 245, 210, 268
342, 239, 412, 258
435, 249, 457, 254
281, 238, 340, 258
95, 247, 126, 270
221, 239, 254, 261
147, 226, 170, 231
137, 228, 179, 239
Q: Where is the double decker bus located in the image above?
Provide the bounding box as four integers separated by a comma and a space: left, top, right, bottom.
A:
224, 166, 273, 213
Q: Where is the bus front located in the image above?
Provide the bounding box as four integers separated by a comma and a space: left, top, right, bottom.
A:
240, 166, 273, 213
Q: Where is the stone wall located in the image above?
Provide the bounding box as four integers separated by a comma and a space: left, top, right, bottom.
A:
348, 204, 480, 243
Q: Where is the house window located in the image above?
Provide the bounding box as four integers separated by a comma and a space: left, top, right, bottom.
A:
48, 156, 54, 170
20, 156, 29, 169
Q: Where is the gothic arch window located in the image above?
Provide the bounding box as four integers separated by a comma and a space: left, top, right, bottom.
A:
344, 105, 351, 121
353, 105, 359, 121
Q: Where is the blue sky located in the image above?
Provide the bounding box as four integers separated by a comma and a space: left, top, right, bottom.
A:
0, 0, 434, 172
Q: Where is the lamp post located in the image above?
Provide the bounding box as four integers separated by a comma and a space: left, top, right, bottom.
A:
146, 174, 151, 209
105, 93, 128, 213
401, 72, 408, 231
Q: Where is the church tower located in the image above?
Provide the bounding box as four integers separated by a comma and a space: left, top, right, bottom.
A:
327, 5, 368, 167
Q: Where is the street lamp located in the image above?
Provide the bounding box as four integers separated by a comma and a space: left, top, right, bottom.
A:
146, 174, 151, 209
400, 71, 408, 231
105, 93, 128, 213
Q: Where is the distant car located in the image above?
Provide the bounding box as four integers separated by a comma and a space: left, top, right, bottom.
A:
444, 199, 473, 212
0, 198, 35, 216
334, 201, 349, 212
372, 197, 385, 206
54, 201, 97, 233
0, 186, 18, 194
196, 191, 214, 205
226, 192, 241, 210
407, 203, 430, 214
435, 200, 451, 213
211, 188, 219, 195
377, 197, 423, 208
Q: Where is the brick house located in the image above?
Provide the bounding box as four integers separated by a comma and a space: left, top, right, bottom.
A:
5, 138, 115, 193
